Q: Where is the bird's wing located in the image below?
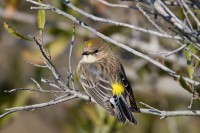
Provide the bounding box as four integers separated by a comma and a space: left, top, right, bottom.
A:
79, 64, 115, 116
108, 64, 137, 124
119, 64, 138, 111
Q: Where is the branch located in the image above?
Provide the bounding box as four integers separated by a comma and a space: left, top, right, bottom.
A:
138, 102, 200, 119
67, 22, 76, 91
139, 108, 200, 118
136, 3, 189, 57
65, 0, 183, 40
1, 90, 200, 119
4, 88, 66, 93
27, 0, 199, 86
0, 95, 77, 119
96, 0, 135, 9
180, 0, 200, 28
153, 0, 200, 50
28, 36, 68, 91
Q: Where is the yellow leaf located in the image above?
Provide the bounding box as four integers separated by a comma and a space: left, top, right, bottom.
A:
4, 22, 31, 41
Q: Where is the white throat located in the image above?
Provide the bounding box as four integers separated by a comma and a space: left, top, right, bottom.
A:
80, 55, 97, 63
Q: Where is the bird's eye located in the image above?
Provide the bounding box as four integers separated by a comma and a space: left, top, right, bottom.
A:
94, 50, 99, 54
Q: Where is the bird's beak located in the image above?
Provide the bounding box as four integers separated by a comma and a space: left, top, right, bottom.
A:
82, 51, 90, 55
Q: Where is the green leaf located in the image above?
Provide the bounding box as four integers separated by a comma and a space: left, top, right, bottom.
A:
4, 22, 32, 41
179, 76, 193, 93
189, 44, 199, 70
37, 0, 45, 36
184, 48, 193, 79
183, 44, 199, 79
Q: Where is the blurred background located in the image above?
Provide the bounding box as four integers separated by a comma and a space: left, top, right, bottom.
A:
0, 0, 200, 133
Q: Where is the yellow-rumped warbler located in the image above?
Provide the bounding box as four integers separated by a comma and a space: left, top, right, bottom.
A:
77, 38, 138, 124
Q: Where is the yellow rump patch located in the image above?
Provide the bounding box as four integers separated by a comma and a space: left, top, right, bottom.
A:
112, 83, 125, 96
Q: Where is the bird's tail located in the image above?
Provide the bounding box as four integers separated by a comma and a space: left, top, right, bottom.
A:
113, 95, 137, 124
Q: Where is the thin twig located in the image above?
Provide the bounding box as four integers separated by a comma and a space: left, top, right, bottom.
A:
41, 78, 65, 90
136, 3, 200, 59
53, 94, 71, 101
181, 0, 200, 28
29, 36, 68, 91
31, 1, 182, 40
155, 0, 190, 31
31, 78, 43, 90
188, 97, 195, 109
136, 3, 165, 33
0, 95, 77, 118
26, 0, 200, 86
136, 3, 188, 57
139, 101, 161, 112
68, 22, 75, 80
25, 60, 47, 68
164, 44, 187, 57
154, 0, 200, 50
177, 0, 194, 33
41, 77, 93, 102
97, 0, 133, 8
4, 88, 66, 93
68, 22, 76, 91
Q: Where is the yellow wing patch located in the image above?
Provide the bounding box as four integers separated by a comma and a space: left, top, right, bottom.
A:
112, 83, 125, 96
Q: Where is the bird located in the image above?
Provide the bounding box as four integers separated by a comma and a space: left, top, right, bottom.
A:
77, 38, 138, 124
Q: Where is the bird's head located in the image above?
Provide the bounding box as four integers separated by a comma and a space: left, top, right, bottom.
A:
81, 38, 110, 63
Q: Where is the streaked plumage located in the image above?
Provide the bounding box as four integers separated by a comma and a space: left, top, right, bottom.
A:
77, 38, 138, 124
